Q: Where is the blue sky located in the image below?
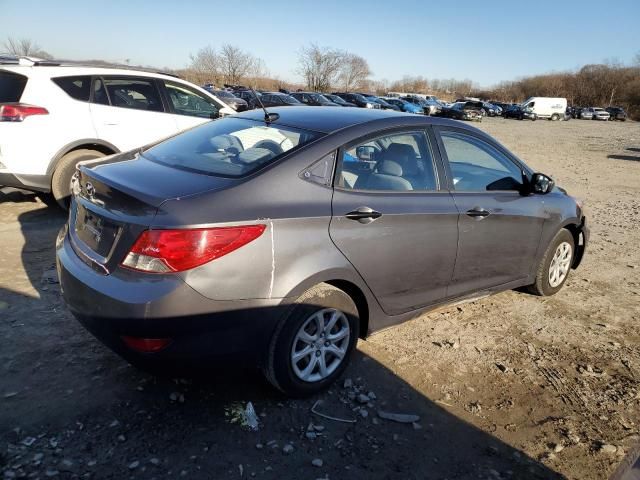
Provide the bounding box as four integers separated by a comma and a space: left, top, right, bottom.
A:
2, 0, 639, 87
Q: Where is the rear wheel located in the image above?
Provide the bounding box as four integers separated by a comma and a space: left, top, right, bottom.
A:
527, 229, 574, 296
551, 113, 560, 121
264, 284, 359, 397
51, 149, 105, 209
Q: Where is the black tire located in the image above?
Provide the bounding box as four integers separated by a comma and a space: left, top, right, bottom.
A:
531, 115, 537, 121
551, 113, 560, 121
51, 149, 105, 209
264, 283, 359, 397
526, 229, 575, 296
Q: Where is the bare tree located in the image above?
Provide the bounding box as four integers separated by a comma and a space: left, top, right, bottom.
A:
298, 44, 344, 92
3, 37, 52, 59
188, 45, 220, 85
338, 53, 371, 91
219, 44, 260, 85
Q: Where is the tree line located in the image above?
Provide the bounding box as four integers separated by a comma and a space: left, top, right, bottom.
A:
4, 36, 639, 119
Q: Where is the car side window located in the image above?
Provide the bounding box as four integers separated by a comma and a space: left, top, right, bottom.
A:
440, 131, 523, 192
164, 82, 219, 118
52, 76, 92, 101
335, 130, 437, 192
100, 77, 163, 112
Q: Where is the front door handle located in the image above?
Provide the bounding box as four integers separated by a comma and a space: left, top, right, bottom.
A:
466, 207, 490, 218
345, 207, 382, 224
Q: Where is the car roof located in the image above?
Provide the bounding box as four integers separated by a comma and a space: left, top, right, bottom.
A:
234, 106, 464, 134
0, 63, 182, 82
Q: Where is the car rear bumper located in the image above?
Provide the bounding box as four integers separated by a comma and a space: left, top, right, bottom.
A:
56, 227, 286, 368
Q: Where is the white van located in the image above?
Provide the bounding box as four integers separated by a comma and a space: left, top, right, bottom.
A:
521, 97, 567, 121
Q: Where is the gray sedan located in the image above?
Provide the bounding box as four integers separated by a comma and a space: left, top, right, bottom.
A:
57, 107, 589, 396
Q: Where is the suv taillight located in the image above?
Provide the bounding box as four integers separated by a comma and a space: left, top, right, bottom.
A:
121, 225, 266, 273
0, 103, 49, 122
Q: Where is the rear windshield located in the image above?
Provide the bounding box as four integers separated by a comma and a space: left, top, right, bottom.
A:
0, 71, 28, 102
143, 117, 322, 178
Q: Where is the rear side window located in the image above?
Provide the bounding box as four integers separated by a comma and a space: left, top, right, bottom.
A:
143, 117, 322, 178
0, 71, 27, 102
52, 76, 91, 101
96, 77, 163, 112
336, 130, 438, 191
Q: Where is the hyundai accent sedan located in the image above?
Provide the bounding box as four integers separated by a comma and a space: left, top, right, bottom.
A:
57, 107, 588, 396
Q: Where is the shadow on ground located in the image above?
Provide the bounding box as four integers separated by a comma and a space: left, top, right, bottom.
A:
608, 147, 640, 162
1, 199, 569, 479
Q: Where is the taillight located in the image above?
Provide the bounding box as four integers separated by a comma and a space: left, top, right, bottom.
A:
121, 225, 266, 273
0, 103, 49, 122
121, 336, 171, 353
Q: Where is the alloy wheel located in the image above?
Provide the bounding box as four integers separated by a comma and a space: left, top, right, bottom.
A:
549, 241, 572, 287
290, 308, 350, 383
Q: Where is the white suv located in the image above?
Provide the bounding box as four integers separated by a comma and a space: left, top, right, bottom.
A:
0, 57, 236, 207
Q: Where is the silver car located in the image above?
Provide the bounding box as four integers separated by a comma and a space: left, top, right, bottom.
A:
57, 107, 589, 396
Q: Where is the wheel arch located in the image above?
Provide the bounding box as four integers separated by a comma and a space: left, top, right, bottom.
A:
46, 139, 120, 177
325, 279, 370, 339
561, 221, 586, 269
283, 270, 374, 339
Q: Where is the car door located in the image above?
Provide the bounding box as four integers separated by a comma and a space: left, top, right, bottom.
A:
89, 76, 177, 151
330, 128, 459, 315
160, 80, 221, 132
435, 127, 546, 297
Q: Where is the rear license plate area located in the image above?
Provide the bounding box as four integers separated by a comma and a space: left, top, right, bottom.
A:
74, 204, 119, 258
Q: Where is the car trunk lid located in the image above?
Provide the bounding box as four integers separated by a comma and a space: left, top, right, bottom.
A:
69, 152, 237, 274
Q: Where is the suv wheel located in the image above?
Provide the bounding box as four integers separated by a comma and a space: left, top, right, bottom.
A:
52, 149, 105, 209
264, 283, 359, 397
527, 229, 575, 296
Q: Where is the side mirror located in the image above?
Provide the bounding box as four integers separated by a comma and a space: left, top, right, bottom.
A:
531, 173, 555, 194
210, 110, 220, 119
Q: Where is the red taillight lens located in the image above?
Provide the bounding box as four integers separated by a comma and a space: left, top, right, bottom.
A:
121, 225, 266, 273
0, 104, 49, 122
121, 336, 171, 353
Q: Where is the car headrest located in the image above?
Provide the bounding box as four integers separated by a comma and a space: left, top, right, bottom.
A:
386, 143, 416, 158
377, 160, 403, 176
236, 147, 275, 165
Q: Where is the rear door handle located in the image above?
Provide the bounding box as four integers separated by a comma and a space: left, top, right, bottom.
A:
466, 207, 490, 218
345, 207, 382, 224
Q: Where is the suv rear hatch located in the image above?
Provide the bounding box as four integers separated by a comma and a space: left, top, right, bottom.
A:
69, 152, 236, 274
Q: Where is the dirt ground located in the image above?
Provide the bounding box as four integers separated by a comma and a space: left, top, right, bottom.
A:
1, 117, 639, 480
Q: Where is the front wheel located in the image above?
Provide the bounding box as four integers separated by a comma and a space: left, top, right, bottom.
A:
551, 113, 560, 121
264, 284, 359, 397
527, 229, 575, 296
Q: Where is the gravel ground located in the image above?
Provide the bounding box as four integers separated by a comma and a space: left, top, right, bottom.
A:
1, 117, 639, 480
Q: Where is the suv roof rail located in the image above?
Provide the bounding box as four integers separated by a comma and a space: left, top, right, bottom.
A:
0, 55, 181, 78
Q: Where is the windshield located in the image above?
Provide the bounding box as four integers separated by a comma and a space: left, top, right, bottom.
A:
214, 90, 235, 98
143, 117, 322, 178
278, 94, 302, 104
310, 93, 330, 103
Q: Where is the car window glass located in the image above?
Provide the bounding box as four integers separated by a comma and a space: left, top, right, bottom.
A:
441, 131, 523, 192
101, 77, 163, 112
92, 78, 110, 105
165, 82, 218, 118
52, 76, 91, 101
143, 117, 322, 178
336, 131, 437, 192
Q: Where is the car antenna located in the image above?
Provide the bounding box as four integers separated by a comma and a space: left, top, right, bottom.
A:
249, 87, 279, 124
